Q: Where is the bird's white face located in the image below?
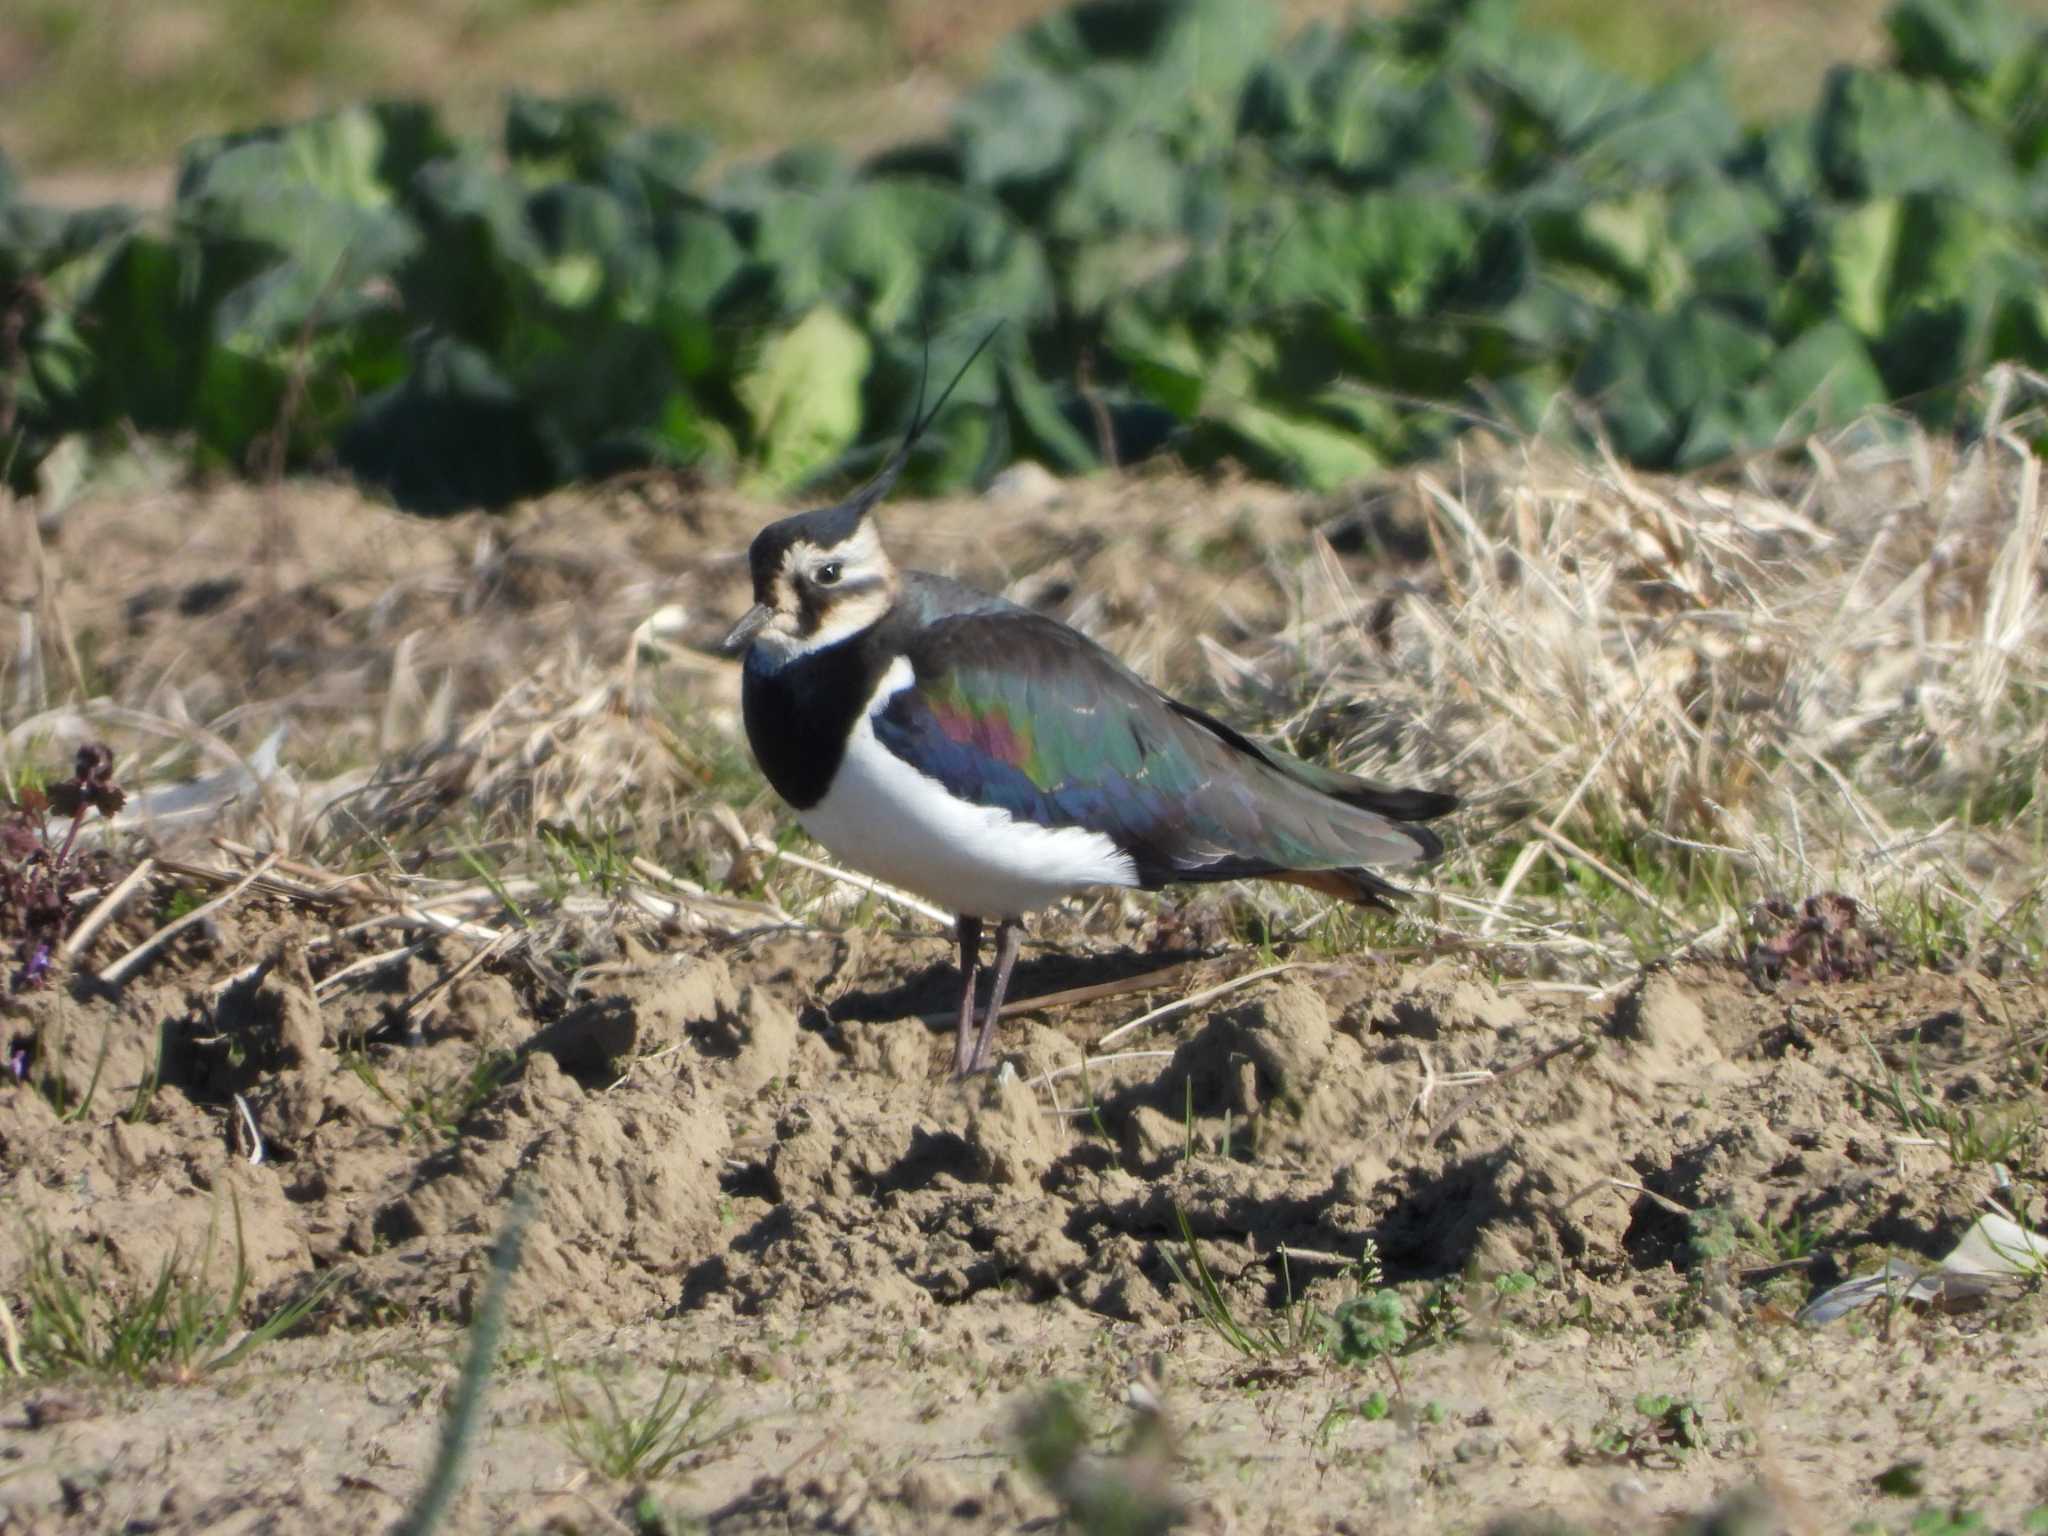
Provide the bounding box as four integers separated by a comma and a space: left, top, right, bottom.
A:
727, 514, 899, 664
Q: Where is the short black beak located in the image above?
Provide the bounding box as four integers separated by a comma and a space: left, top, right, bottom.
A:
720, 604, 774, 656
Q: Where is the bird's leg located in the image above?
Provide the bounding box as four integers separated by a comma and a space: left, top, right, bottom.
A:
963, 917, 1024, 1075
950, 914, 983, 1078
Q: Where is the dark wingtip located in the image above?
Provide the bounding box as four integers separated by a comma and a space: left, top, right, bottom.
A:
1399, 820, 1446, 863
1354, 871, 1407, 911
839, 322, 1005, 521
1342, 785, 1460, 824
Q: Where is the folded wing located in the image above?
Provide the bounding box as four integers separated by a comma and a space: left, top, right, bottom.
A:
870, 609, 1453, 904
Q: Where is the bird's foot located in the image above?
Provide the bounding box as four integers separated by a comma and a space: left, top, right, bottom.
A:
952, 1051, 1017, 1083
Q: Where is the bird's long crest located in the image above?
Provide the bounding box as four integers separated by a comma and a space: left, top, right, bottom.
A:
835, 323, 1004, 520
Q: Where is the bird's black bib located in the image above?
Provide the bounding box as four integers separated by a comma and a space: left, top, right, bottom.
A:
740, 634, 890, 810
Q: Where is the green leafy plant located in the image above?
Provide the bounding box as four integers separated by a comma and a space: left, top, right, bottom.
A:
1575, 1391, 1708, 1467
1328, 1290, 1410, 1367
4, 0, 2045, 507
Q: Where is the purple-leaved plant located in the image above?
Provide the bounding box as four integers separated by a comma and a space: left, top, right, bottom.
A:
2, 743, 127, 994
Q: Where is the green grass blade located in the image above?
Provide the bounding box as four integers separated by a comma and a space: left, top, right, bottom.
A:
396, 1181, 536, 1536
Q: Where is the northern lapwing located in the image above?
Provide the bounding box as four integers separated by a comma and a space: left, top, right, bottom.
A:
723, 341, 1456, 1077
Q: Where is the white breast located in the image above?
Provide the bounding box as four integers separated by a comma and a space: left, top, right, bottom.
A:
797, 657, 1139, 919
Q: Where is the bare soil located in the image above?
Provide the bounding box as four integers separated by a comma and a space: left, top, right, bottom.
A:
1, 469, 2045, 1533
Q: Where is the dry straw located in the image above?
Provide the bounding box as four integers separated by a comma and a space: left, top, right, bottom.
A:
1236, 369, 2048, 972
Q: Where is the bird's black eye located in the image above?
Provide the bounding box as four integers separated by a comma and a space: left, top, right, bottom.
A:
813, 561, 843, 587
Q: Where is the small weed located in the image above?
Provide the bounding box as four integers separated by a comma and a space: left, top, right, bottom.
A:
1, 742, 127, 991
1574, 1392, 1706, 1468
1692, 1203, 1832, 1268
1164, 1216, 1465, 1430
1327, 1286, 1411, 1408
537, 818, 634, 901
1175, 1078, 1238, 1164
625, 1493, 701, 1536
158, 886, 205, 924
1223, 902, 1282, 968
1945, 1103, 2041, 1167
1745, 892, 1886, 987
1315, 1390, 1392, 1445
1896, 1508, 1991, 1536
410, 1048, 519, 1140
1160, 1208, 1321, 1361
1015, 1383, 1180, 1536
342, 1051, 400, 1116
1328, 1291, 1408, 1368
14, 1197, 334, 1382
32, 1024, 112, 1123
1748, 1210, 1828, 1264
1880, 887, 1984, 973
125, 1018, 168, 1124
656, 712, 759, 809
550, 1357, 738, 1483
345, 1046, 517, 1143
1854, 1043, 2043, 1168
1073, 1057, 1114, 1149
457, 841, 532, 929
1412, 1280, 1467, 1348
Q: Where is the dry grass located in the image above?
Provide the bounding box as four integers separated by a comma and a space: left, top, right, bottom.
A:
1248, 371, 2048, 974
1400, 376, 2039, 966
3, 373, 2045, 996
